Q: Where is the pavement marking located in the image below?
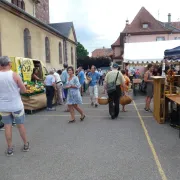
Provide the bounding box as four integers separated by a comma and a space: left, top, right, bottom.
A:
80, 107, 151, 111
82, 103, 146, 105
133, 100, 167, 180
30, 114, 153, 118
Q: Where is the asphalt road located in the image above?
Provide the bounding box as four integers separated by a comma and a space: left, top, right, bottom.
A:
0, 91, 180, 180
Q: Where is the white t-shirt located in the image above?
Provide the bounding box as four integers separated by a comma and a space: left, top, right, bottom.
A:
0, 70, 24, 112
54, 72, 62, 85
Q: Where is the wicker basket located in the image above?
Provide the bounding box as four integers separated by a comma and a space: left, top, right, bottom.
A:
120, 95, 132, 105
98, 98, 109, 105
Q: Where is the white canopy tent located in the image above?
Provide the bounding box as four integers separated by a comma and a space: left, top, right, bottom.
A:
124, 40, 180, 64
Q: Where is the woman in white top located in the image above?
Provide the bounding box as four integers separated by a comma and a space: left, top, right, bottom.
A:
0, 56, 29, 156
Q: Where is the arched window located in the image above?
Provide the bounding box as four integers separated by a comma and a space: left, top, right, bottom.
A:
24, 28, 31, 58
11, 0, 18, 6
0, 32, 2, 57
17, 0, 21, 7
71, 47, 74, 65
59, 42, 63, 64
21, 0, 25, 10
45, 37, 50, 63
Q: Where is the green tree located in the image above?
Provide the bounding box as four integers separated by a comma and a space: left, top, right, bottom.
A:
77, 42, 89, 58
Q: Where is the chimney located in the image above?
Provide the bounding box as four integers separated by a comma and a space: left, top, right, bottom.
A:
126, 19, 129, 25
168, 13, 171, 23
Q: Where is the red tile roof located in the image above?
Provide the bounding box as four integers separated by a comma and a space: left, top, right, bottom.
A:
111, 35, 120, 47
122, 7, 169, 34
92, 48, 113, 58
111, 7, 180, 50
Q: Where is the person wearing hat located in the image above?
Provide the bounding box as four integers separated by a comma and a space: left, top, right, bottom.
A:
105, 63, 125, 119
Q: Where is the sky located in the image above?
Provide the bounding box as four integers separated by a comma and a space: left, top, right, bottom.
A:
49, 0, 180, 54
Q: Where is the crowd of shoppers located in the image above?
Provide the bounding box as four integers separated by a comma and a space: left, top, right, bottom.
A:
0, 55, 157, 157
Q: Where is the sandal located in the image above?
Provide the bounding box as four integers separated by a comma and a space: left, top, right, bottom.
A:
68, 120, 75, 123
80, 115, 86, 121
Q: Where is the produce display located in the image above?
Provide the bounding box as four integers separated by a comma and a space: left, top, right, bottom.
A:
22, 81, 45, 97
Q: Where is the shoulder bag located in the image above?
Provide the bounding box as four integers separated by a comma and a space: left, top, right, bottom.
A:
107, 72, 119, 94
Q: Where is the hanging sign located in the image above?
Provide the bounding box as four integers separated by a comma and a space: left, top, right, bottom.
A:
20, 58, 34, 81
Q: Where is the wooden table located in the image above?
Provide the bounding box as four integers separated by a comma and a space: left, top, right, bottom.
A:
132, 79, 142, 96
166, 95, 180, 105
165, 94, 180, 137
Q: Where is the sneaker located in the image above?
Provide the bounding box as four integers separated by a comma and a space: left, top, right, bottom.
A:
47, 108, 56, 111
95, 103, 98, 108
6, 147, 14, 157
144, 108, 149, 112
144, 108, 152, 112
23, 142, 30, 152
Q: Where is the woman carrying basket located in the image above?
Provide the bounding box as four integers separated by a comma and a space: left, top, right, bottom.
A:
121, 70, 130, 112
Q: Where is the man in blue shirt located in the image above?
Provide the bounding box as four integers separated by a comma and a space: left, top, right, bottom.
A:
61, 64, 69, 99
78, 66, 85, 96
88, 65, 100, 107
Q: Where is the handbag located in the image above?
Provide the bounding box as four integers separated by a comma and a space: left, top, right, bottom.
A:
85, 76, 92, 85
107, 72, 119, 94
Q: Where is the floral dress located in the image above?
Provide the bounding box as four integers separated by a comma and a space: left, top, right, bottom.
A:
66, 76, 82, 105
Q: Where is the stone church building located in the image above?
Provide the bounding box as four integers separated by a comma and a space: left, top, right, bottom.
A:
0, 0, 77, 69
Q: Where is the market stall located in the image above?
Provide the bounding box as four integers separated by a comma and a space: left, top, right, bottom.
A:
21, 81, 47, 113
124, 40, 180, 65
10, 57, 50, 113
124, 40, 180, 96
151, 45, 180, 124
163, 47, 180, 131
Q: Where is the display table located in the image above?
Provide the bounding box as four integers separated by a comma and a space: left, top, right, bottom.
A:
164, 94, 180, 120
164, 94, 180, 137
132, 79, 142, 96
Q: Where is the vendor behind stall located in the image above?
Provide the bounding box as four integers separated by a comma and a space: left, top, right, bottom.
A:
31, 68, 42, 83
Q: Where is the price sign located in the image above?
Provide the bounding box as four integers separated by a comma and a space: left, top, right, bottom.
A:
20, 59, 34, 81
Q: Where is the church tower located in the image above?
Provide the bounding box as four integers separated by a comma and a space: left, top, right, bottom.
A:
35, 0, 49, 24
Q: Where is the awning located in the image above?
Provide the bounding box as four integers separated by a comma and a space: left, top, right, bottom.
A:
124, 40, 180, 64
164, 46, 180, 61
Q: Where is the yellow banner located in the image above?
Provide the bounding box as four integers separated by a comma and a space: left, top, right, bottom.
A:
20, 58, 34, 81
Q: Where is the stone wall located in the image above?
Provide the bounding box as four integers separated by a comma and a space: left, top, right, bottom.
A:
35, 0, 49, 24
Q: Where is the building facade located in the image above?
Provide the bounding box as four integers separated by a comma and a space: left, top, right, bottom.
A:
0, 0, 77, 70
112, 7, 180, 64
